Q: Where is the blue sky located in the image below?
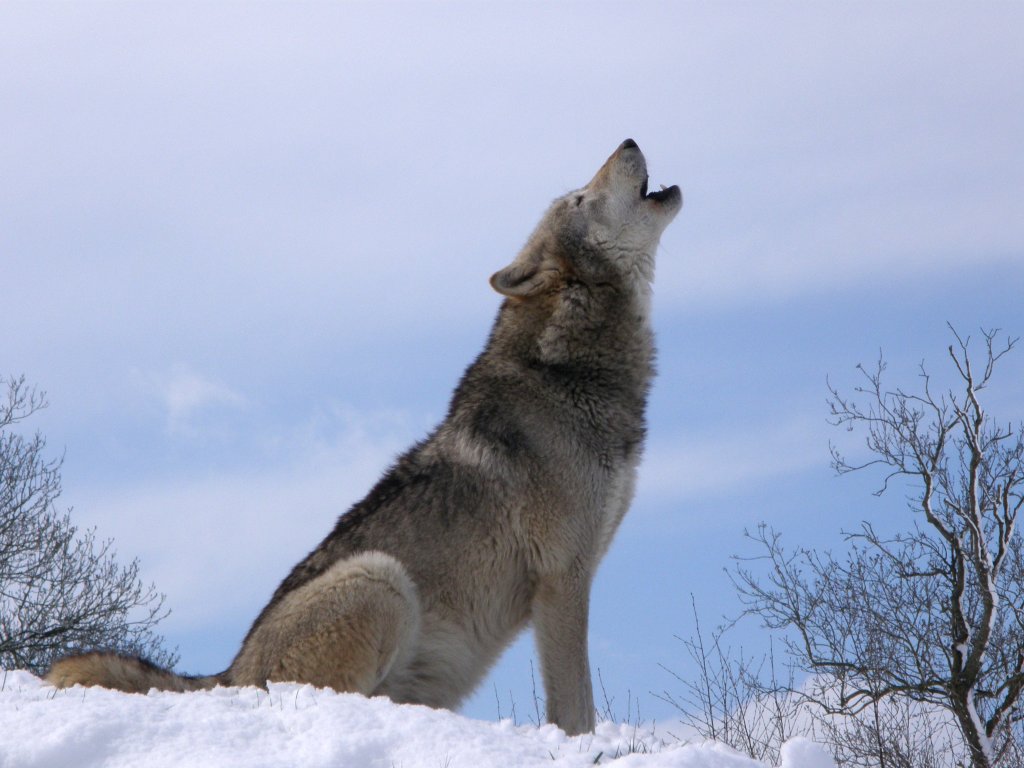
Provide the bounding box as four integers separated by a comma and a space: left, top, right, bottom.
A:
3, 2, 1023, 724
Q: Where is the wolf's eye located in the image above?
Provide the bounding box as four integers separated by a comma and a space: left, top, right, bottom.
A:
574, 195, 584, 207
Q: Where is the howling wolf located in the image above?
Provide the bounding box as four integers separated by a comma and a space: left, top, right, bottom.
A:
47, 139, 682, 736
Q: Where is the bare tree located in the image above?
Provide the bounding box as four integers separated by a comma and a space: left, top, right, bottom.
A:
656, 598, 804, 764
658, 598, 965, 766
733, 327, 1024, 768
1, 375, 176, 675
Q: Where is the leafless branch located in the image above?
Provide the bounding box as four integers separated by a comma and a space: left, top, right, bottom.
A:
1, 375, 176, 675
730, 328, 1024, 768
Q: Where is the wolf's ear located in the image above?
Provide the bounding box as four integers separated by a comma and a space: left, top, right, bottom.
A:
490, 255, 560, 298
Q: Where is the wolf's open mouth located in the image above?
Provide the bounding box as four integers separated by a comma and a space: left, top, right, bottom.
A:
641, 174, 680, 203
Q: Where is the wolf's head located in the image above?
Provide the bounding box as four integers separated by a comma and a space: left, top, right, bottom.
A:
490, 139, 682, 304
487, 140, 681, 367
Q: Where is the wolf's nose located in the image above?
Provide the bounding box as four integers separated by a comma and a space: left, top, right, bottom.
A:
621, 138, 639, 150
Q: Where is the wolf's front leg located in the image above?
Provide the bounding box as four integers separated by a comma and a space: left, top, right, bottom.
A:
533, 571, 596, 735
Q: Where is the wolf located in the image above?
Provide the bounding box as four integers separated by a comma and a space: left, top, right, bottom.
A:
46, 139, 682, 736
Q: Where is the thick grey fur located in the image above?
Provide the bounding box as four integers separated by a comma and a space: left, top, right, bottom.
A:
46, 140, 682, 736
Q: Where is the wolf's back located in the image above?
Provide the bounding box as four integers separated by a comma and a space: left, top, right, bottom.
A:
45, 651, 220, 693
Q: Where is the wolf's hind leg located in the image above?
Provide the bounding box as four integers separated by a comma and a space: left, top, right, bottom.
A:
230, 551, 420, 694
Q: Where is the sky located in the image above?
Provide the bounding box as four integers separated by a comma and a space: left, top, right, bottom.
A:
3, 1, 1024, 727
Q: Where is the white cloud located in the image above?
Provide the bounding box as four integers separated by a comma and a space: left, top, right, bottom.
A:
164, 369, 247, 431
657, 180, 1023, 312
131, 366, 248, 436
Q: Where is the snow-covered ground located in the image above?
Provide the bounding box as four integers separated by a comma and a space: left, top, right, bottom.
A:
0, 670, 835, 768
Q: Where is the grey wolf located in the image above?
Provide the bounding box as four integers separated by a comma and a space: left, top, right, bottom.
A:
46, 139, 682, 735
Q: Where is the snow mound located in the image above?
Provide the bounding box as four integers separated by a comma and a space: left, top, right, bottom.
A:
0, 670, 834, 768
778, 738, 835, 768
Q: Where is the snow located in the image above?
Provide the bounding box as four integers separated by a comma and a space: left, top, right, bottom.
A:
0, 671, 835, 768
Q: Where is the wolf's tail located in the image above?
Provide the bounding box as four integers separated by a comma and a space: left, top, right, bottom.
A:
45, 651, 222, 693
